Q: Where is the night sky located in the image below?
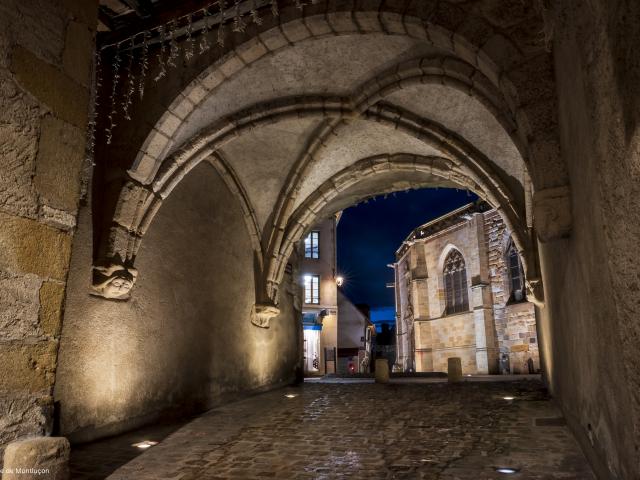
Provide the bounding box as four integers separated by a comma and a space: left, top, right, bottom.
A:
337, 188, 478, 326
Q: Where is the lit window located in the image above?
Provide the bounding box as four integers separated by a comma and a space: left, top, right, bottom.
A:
507, 240, 526, 302
304, 275, 320, 304
304, 231, 319, 259
443, 249, 469, 315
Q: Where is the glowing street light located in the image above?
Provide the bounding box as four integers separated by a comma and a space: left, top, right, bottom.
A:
336, 276, 344, 287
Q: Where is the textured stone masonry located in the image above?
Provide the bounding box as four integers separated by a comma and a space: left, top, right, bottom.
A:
0, 0, 98, 457
69, 380, 594, 480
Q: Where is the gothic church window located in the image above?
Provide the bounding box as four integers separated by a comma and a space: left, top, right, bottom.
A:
443, 249, 469, 315
507, 241, 526, 302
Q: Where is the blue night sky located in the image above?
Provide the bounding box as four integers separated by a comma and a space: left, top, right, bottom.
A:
337, 188, 477, 326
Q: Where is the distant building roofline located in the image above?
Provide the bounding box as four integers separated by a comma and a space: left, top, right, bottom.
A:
395, 200, 493, 257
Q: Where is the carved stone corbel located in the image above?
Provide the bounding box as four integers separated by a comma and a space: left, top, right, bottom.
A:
533, 185, 572, 242
526, 277, 545, 308
91, 264, 138, 300
251, 303, 280, 328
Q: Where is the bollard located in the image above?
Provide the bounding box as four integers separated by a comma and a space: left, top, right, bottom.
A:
375, 358, 390, 383
447, 357, 463, 382
2, 437, 70, 480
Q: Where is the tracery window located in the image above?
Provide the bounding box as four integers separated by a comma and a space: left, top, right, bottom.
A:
507, 240, 526, 302
443, 249, 469, 315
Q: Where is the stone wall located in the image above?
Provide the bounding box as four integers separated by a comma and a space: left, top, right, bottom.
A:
0, 0, 97, 456
399, 217, 484, 373
538, 1, 640, 477
415, 313, 477, 373
396, 208, 539, 375
483, 210, 539, 373
54, 163, 300, 442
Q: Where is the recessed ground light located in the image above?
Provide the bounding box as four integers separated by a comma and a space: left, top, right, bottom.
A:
284, 393, 298, 398
503, 396, 515, 401
466, 374, 472, 377
495, 467, 519, 474
132, 440, 158, 449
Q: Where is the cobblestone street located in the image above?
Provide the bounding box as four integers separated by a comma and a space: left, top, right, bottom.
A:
71, 379, 594, 479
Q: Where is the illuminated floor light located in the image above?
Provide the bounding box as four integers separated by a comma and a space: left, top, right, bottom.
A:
132, 440, 158, 449
284, 393, 298, 398
503, 396, 515, 401
495, 467, 520, 474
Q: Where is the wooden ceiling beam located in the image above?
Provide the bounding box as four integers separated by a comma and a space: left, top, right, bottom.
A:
98, 0, 214, 46
120, 0, 154, 18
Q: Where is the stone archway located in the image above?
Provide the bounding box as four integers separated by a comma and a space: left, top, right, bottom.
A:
94, 14, 563, 306
67, 0, 571, 453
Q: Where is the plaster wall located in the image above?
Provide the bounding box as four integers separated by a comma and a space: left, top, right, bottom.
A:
537, 2, 640, 477
299, 217, 338, 375
337, 290, 368, 350
299, 217, 337, 309
54, 163, 299, 442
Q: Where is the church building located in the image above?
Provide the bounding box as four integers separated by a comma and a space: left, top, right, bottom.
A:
391, 201, 539, 375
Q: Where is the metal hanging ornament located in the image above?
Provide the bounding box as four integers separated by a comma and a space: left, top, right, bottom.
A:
97, 0, 287, 140
167, 20, 180, 68
218, 0, 227, 47
250, 0, 262, 24
199, 7, 212, 53
184, 14, 195, 59
154, 25, 168, 81
105, 45, 122, 145
121, 38, 136, 121
232, 0, 246, 32
138, 30, 150, 99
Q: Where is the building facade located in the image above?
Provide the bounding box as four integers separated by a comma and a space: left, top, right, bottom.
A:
299, 216, 339, 375
299, 215, 375, 375
392, 202, 539, 375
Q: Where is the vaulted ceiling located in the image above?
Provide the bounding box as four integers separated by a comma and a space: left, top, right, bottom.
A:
96, 1, 553, 299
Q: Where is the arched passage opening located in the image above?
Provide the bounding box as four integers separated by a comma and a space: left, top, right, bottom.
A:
59, 0, 568, 459
3, 0, 640, 478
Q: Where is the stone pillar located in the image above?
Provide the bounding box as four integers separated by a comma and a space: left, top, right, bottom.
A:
471, 284, 499, 374
0, 0, 98, 455
2, 437, 70, 480
470, 213, 499, 374
413, 321, 433, 372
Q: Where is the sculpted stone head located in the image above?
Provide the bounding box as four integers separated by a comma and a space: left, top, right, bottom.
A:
251, 303, 280, 328
91, 264, 138, 300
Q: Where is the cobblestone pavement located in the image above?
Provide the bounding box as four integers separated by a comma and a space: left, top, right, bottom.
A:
71, 379, 595, 479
